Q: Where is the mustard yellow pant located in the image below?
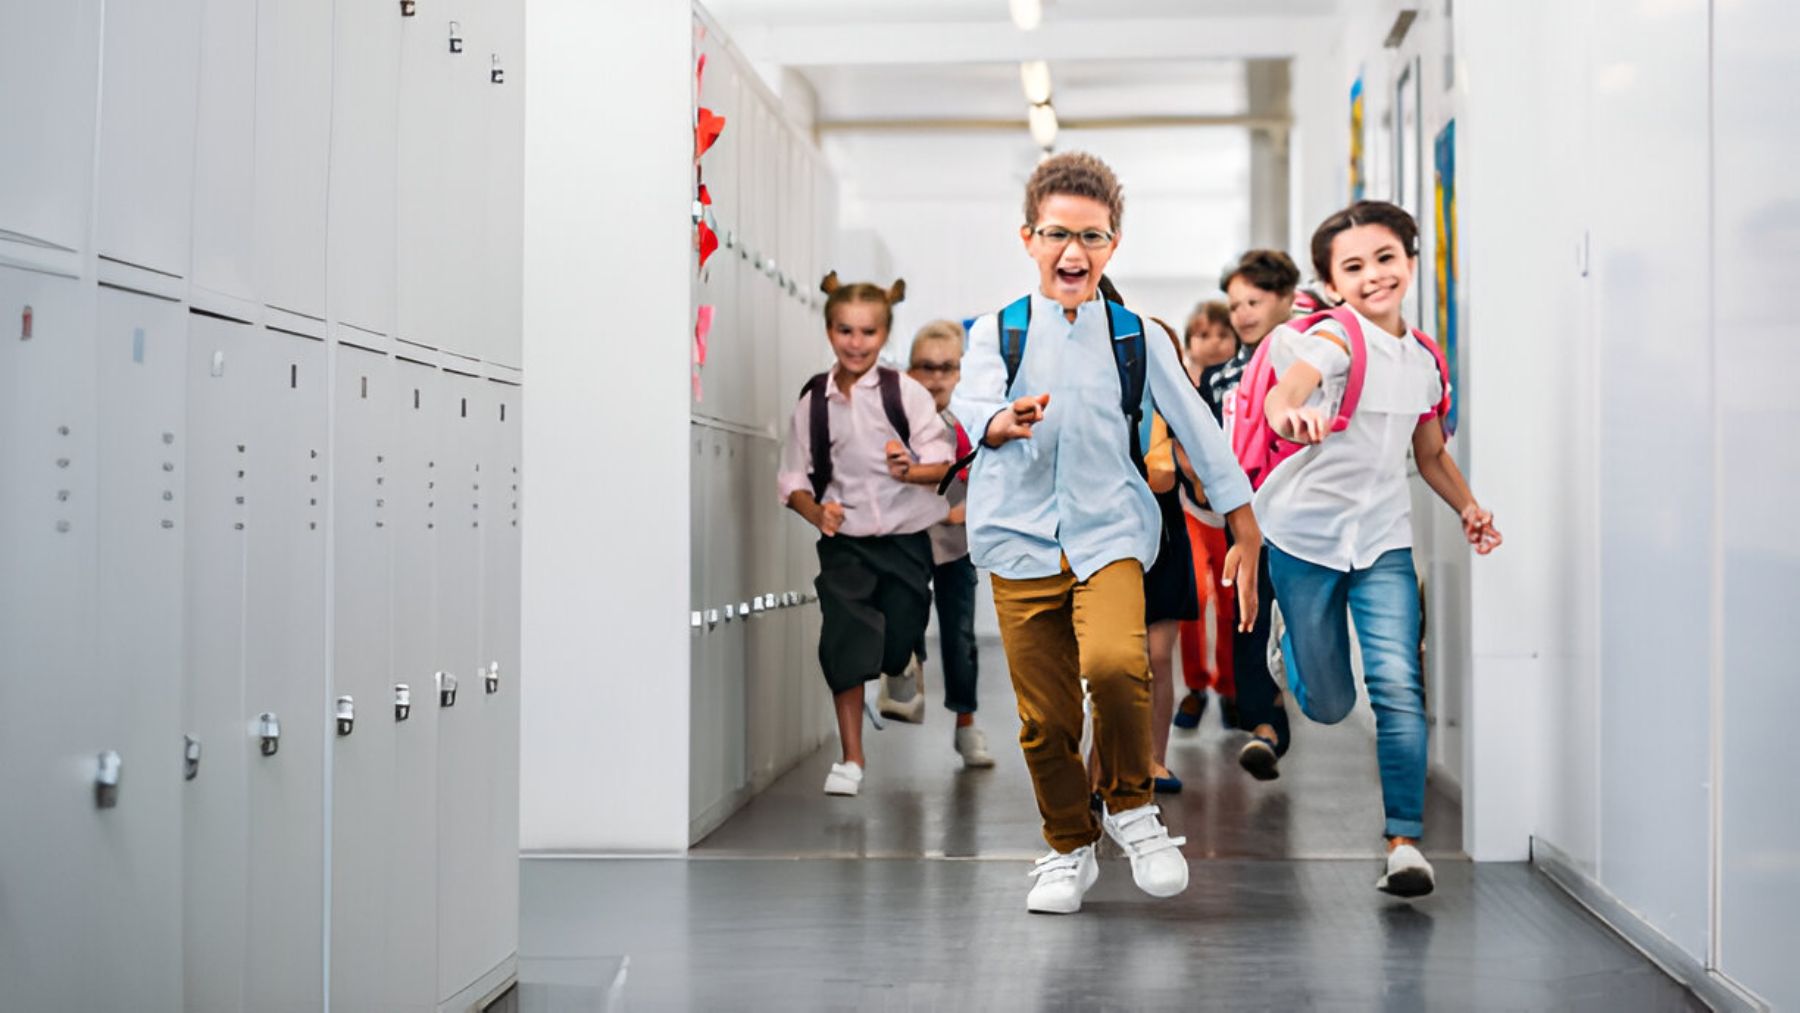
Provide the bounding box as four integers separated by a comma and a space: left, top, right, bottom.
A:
991, 558, 1152, 852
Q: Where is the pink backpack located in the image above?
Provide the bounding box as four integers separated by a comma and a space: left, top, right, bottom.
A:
1230, 306, 1451, 491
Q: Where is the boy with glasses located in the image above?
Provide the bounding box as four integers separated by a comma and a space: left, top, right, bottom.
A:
951, 152, 1263, 914
900, 321, 994, 768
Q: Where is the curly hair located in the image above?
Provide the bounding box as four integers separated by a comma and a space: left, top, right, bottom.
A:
1023, 151, 1124, 232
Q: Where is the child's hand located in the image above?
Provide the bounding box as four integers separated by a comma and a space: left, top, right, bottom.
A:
1460, 503, 1502, 555
817, 501, 846, 537
984, 393, 1050, 446
1274, 405, 1328, 445
885, 440, 912, 481
946, 503, 967, 526
1220, 539, 1261, 632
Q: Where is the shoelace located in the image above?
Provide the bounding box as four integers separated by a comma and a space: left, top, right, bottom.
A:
1106, 805, 1188, 858
1029, 849, 1086, 881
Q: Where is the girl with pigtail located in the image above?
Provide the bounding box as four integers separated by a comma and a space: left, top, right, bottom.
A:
776, 272, 957, 797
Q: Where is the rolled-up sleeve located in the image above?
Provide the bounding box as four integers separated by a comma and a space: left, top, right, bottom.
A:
775, 399, 813, 504
950, 313, 1009, 448
1147, 330, 1252, 515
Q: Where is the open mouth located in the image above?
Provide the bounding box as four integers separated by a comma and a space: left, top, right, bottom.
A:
1055, 265, 1089, 287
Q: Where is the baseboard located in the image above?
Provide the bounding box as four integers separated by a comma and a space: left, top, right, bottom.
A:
1530, 838, 1769, 1012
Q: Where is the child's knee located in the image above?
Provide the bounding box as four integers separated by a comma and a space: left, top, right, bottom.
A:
1298, 689, 1354, 725
1082, 642, 1148, 697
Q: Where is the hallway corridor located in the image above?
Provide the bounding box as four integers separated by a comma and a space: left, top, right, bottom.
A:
520, 639, 1702, 1010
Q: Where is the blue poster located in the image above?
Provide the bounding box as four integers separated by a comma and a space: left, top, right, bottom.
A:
1433, 119, 1459, 436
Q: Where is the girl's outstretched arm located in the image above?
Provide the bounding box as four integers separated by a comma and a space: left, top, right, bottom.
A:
1412, 420, 1503, 555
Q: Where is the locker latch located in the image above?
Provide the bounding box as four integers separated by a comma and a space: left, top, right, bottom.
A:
484, 661, 500, 695
395, 683, 412, 722
20, 304, 32, 341
448, 21, 463, 53
95, 751, 123, 809
399, 0, 416, 15
437, 671, 458, 708
336, 696, 356, 736
258, 713, 281, 756
184, 735, 202, 781
491, 54, 504, 84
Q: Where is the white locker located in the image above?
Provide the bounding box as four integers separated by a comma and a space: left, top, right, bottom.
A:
181, 313, 254, 1013
329, 344, 399, 1010
92, 287, 189, 1011
0, 268, 102, 1010
478, 379, 523, 985
253, 0, 334, 318
397, 0, 468, 353
0, 2, 101, 253
435, 368, 494, 1001
95, 0, 204, 277
688, 425, 713, 825
189, 0, 259, 305
327, 0, 403, 337
745, 437, 787, 789
390, 355, 445, 1011
241, 328, 329, 1009
480, 3, 525, 367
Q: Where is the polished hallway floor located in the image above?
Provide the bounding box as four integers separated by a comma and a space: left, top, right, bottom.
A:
521, 637, 1701, 1011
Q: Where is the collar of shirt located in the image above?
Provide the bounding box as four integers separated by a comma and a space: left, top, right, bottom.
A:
825, 364, 883, 403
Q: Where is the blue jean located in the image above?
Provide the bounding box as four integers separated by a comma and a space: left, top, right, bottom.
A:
931, 554, 980, 714
1265, 543, 1427, 840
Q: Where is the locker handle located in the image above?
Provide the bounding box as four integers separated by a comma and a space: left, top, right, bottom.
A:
184, 735, 202, 781
484, 662, 500, 695
258, 713, 281, 756
448, 21, 463, 53
400, 0, 415, 15
95, 751, 123, 809
437, 671, 458, 708
336, 696, 356, 736
395, 683, 412, 722
491, 54, 504, 84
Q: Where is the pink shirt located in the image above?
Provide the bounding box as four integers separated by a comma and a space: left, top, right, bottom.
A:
777, 366, 954, 538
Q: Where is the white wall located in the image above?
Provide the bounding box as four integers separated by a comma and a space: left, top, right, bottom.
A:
521, 0, 694, 853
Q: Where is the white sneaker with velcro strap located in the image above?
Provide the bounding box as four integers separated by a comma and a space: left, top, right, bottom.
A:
1102, 803, 1190, 898
1026, 843, 1099, 914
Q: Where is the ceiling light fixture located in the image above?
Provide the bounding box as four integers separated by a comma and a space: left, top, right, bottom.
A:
1009, 0, 1042, 32
1019, 61, 1053, 105
1028, 103, 1058, 150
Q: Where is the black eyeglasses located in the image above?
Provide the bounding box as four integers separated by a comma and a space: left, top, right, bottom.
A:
911, 361, 960, 375
1032, 225, 1116, 249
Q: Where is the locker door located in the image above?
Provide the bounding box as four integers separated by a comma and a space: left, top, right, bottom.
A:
327, 0, 402, 336
242, 328, 329, 1010
0, 268, 101, 1011
477, 379, 523, 982
180, 313, 254, 1013
0, 2, 100, 252
389, 356, 443, 1012
397, 0, 460, 351
190, 0, 259, 304
688, 424, 712, 824
745, 436, 786, 789
704, 432, 748, 806
92, 287, 189, 1010
253, 0, 334, 318
480, 4, 525, 368
95, 0, 203, 276
329, 344, 398, 1010
435, 368, 492, 1001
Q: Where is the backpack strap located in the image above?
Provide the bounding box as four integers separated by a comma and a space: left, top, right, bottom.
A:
998, 295, 1032, 397
875, 366, 913, 452
1410, 328, 1453, 433
1290, 306, 1369, 433
799, 372, 832, 502
1104, 300, 1149, 475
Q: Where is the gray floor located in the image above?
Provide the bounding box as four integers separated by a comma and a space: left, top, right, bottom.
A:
521, 637, 1701, 1011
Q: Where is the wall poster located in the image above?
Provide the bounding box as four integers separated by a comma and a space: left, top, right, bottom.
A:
1434, 118, 1460, 436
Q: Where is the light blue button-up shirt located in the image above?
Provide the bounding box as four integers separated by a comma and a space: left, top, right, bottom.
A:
950, 292, 1253, 582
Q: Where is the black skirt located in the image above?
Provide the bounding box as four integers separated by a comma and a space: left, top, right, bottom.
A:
1143, 487, 1200, 624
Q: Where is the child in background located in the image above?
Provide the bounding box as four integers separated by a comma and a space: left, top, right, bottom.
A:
777, 274, 955, 797
1256, 201, 1501, 896
907, 320, 996, 769
1173, 300, 1241, 732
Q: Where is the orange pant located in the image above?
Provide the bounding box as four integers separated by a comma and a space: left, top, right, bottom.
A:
1178, 513, 1236, 698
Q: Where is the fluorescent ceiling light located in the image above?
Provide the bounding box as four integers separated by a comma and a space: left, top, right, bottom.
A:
1020, 61, 1053, 105
1010, 0, 1042, 32
1028, 103, 1058, 149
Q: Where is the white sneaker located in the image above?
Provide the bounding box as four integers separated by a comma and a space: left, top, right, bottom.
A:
1102, 804, 1189, 898
954, 724, 995, 768
1378, 844, 1436, 897
823, 761, 864, 797
877, 656, 926, 724
1026, 844, 1099, 914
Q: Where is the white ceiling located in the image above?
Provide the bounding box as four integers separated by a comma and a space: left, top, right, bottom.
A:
803, 58, 1249, 123
705, 0, 1340, 28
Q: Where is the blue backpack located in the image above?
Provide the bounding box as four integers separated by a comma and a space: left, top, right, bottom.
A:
939, 296, 1151, 493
